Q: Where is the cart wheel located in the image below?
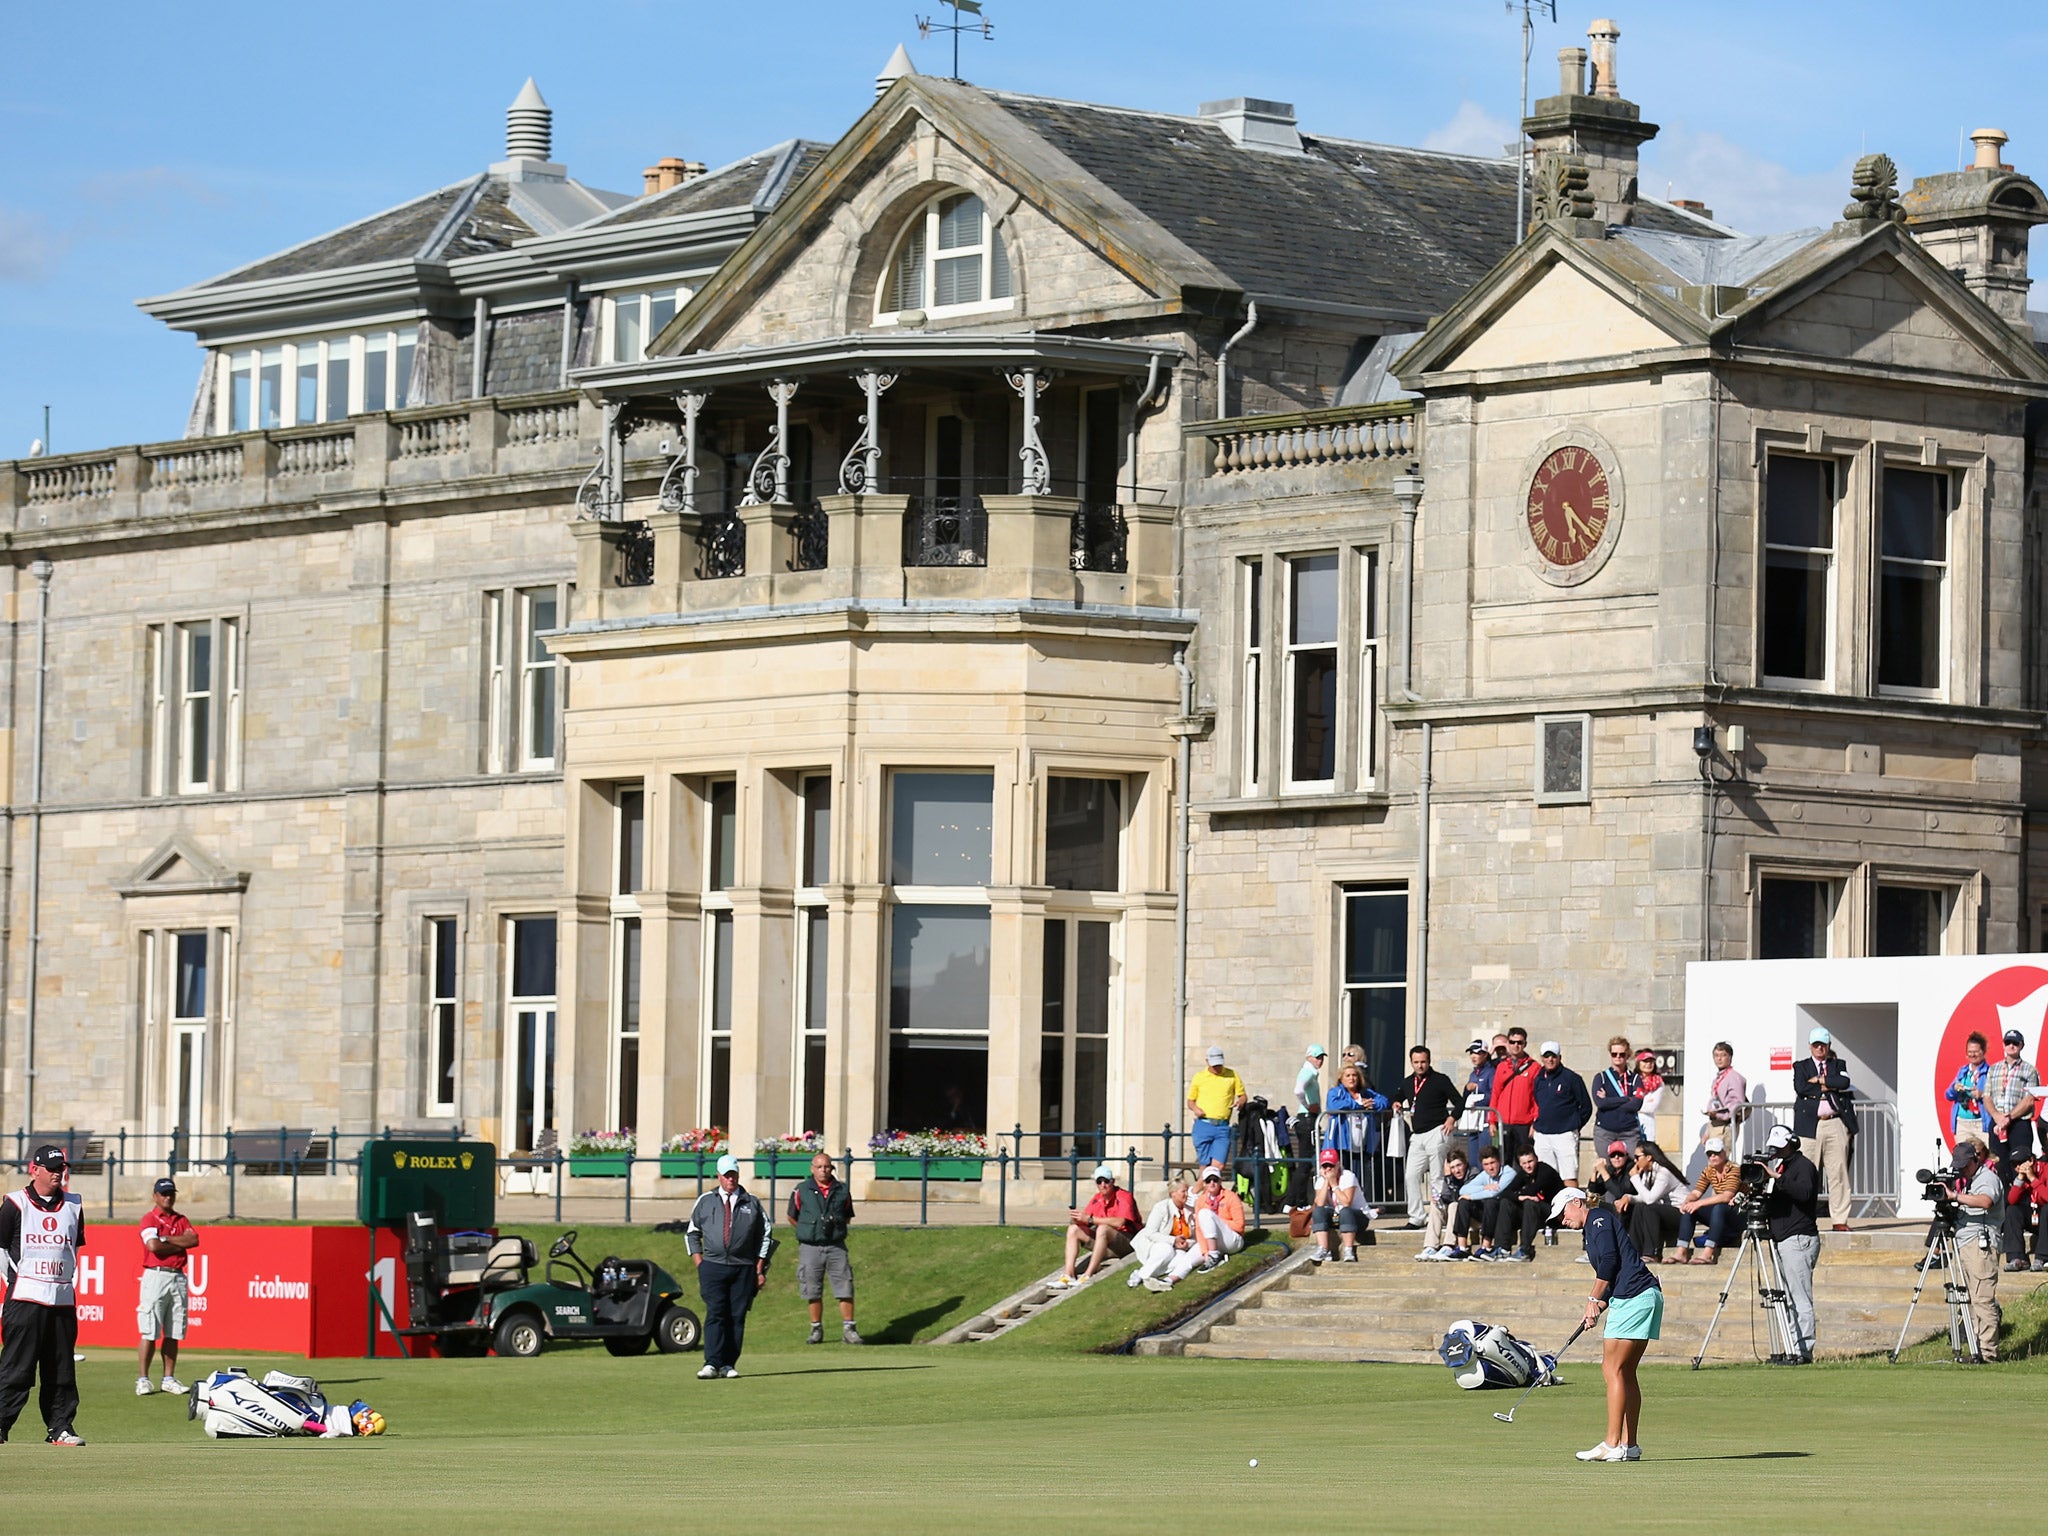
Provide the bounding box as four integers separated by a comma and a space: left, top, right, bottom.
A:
655, 1305, 701, 1354
604, 1333, 653, 1356
493, 1311, 546, 1358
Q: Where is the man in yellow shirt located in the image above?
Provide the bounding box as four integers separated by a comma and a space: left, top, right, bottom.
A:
1186, 1046, 1247, 1171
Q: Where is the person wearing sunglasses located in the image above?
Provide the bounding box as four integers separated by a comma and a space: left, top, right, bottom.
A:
1052, 1164, 1139, 1287
1590, 1037, 1645, 1156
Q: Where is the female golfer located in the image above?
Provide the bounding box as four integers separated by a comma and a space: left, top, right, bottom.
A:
1552, 1186, 1661, 1462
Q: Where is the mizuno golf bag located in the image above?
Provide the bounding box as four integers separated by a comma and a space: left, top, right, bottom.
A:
1437, 1318, 1559, 1390
193, 1369, 385, 1438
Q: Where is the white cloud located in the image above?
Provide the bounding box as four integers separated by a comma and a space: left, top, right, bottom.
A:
0, 206, 62, 283
1640, 128, 1852, 236
1424, 100, 1514, 159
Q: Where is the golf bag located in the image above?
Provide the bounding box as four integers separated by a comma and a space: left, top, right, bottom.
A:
1437, 1318, 1559, 1391
192, 1369, 386, 1439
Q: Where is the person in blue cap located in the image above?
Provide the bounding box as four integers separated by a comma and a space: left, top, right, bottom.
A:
1553, 1185, 1661, 1463
684, 1153, 773, 1379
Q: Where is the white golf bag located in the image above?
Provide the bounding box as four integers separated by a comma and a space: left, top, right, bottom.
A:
192, 1369, 379, 1439
1438, 1318, 1559, 1390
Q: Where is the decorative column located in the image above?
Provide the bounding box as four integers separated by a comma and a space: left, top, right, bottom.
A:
1005, 366, 1052, 495
741, 378, 799, 506
657, 390, 708, 516
575, 401, 624, 519
837, 369, 899, 494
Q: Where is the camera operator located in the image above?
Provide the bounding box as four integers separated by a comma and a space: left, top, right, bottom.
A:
1759, 1125, 1820, 1363
1948, 1138, 2004, 1362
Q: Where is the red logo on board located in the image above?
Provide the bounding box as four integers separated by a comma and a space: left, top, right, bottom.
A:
1931, 965, 2048, 1154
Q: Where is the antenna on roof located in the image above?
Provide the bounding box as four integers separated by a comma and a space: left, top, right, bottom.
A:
916, 0, 992, 83
1507, 0, 1557, 241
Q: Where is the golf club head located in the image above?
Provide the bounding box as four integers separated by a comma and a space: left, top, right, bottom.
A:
1492, 1410, 1514, 1422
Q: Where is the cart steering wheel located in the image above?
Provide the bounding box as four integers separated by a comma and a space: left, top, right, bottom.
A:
549, 1231, 578, 1259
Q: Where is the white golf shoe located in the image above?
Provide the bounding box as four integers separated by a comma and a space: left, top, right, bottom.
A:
160, 1375, 189, 1396
697, 1364, 719, 1379
1575, 1442, 1624, 1462
134, 1377, 153, 1397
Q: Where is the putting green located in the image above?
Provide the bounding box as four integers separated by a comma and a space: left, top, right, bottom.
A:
52, 1343, 2040, 1533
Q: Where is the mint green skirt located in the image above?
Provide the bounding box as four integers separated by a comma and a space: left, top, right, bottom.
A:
1605, 1287, 1664, 1340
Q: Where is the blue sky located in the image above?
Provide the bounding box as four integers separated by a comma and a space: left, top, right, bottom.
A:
8, 1, 2048, 454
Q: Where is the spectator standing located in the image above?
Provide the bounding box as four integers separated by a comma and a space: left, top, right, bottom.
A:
1128, 1178, 1198, 1292
1635, 1049, 1666, 1143
1674, 1139, 1739, 1263
1948, 1137, 2004, 1361
787, 1151, 861, 1345
1760, 1124, 1820, 1361
1490, 1029, 1541, 1164
1308, 1148, 1371, 1263
1324, 1061, 1390, 1201
136, 1177, 198, 1395
684, 1153, 773, 1379
1419, 1149, 1470, 1261
1185, 1047, 1246, 1173
2002, 1153, 2047, 1271
1792, 1027, 1858, 1230
1531, 1041, 1592, 1186
1985, 1028, 2040, 1173
1391, 1046, 1460, 1228
1192, 1164, 1246, 1271
1456, 1149, 1517, 1261
1286, 1046, 1327, 1210
1945, 1033, 1991, 1146
1053, 1163, 1141, 1287
1459, 1040, 1497, 1162
1701, 1042, 1748, 1149
1497, 1148, 1563, 1261
0, 1145, 87, 1444
1590, 1037, 1646, 1154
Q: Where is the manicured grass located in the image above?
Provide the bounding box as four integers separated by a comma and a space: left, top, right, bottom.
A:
982, 1229, 1289, 1354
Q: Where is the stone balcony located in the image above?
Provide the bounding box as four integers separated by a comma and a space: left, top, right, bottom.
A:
0, 392, 600, 539
1181, 399, 1420, 509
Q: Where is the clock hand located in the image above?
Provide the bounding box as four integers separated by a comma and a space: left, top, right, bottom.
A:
1563, 503, 1595, 543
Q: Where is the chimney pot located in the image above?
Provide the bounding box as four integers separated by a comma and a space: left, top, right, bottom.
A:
1971, 127, 2009, 172
506, 77, 553, 162
1559, 47, 1588, 97
1587, 19, 1621, 99
641, 156, 704, 196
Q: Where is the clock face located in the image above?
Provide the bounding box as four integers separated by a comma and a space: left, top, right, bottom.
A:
1525, 446, 1612, 570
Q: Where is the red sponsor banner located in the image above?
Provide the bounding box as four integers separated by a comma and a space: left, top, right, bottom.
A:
10, 1224, 416, 1359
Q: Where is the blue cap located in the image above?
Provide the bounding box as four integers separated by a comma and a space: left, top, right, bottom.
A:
715, 1153, 739, 1176
153, 1177, 177, 1196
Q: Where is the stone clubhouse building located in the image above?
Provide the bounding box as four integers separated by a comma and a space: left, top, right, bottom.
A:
4, 26, 2048, 1185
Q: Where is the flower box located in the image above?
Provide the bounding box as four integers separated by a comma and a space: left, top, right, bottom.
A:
753, 1153, 814, 1179
872, 1156, 984, 1181
658, 1153, 719, 1179
568, 1153, 631, 1178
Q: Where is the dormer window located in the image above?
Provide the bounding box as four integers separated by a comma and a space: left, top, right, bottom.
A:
217, 327, 416, 433
879, 193, 1014, 321
607, 287, 689, 363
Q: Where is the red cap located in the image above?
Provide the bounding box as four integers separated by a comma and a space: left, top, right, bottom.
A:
1318, 1148, 1340, 1165
1607, 1140, 1629, 1155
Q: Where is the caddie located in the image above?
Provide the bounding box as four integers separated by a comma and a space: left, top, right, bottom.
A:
137, 1177, 199, 1396
0, 1144, 87, 1445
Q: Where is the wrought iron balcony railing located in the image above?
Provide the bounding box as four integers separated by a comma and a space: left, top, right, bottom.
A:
903, 495, 987, 568
1069, 503, 1128, 573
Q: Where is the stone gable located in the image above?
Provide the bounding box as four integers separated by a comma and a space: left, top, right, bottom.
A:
1439, 260, 1678, 373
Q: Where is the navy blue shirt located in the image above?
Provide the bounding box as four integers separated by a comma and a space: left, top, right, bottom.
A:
1582, 1206, 1658, 1302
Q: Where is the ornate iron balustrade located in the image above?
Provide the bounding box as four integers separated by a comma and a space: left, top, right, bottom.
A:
696, 509, 745, 579
1069, 503, 1128, 573
615, 521, 655, 587
789, 500, 828, 571
903, 495, 987, 567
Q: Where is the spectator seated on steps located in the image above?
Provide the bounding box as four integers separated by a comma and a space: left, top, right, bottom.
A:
1418, 1150, 1471, 1260
1051, 1163, 1139, 1288
1674, 1138, 1741, 1264
1492, 1148, 1563, 1261
1453, 1149, 1517, 1262
1308, 1148, 1371, 1265
1192, 1163, 1246, 1272
1128, 1178, 1200, 1293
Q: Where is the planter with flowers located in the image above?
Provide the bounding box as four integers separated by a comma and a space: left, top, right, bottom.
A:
869, 1130, 991, 1181
568, 1130, 634, 1178
753, 1132, 823, 1180
659, 1129, 728, 1179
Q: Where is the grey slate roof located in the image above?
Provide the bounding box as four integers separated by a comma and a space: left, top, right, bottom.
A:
205, 181, 489, 286
1616, 227, 1827, 288
593, 141, 832, 228
484, 308, 567, 396
982, 92, 1727, 321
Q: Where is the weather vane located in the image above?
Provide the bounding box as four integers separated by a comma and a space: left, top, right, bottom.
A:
917, 0, 992, 82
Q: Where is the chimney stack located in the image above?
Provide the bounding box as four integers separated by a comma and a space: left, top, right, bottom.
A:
1523, 20, 1657, 229
506, 78, 553, 162
642, 158, 706, 196
1903, 128, 2048, 327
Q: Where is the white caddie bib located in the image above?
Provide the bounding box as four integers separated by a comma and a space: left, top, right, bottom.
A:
7, 1189, 83, 1306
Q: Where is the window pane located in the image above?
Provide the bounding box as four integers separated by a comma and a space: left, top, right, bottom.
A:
185, 699, 210, 787
617, 788, 645, 894
616, 1038, 639, 1129
1289, 649, 1337, 782
1765, 458, 1833, 550
230, 356, 253, 433
708, 1038, 731, 1132
890, 221, 925, 311
511, 916, 557, 997
1290, 553, 1339, 645
1763, 549, 1828, 680
889, 906, 991, 1032
1344, 987, 1406, 1078
1041, 920, 1066, 1037
1758, 878, 1828, 960
1044, 777, 1121, 891
175, 932, 208, 1019
1874, 886, 1943, 957
295, 350, 318, 425
431, 917, 457, 999
618, 918, 641, 1032
325, 348, 351, 422
710, 911, 734, 1031
1344, 891, 1407, 985
363, 336, 389, 413
890, 772, 993, 885
1878, 565, 1943, 689
886, 1036, 987, 1133
990, 227, 1013, 298
434, 1002, 457, 1108
803, 909, 829, 1031
187, 628, 212, 692
1882, 470, 1945, 561
648, 291, 676, 338
801, 1034, 826, 1137
526, 669, 556, 761
394, 327, 416, 409
937, 195, 983, 249
934, 253, 982, 307
258, 347, 283, 429
708, 780, 737, 890
1075, 921, 1111, 1037
527, 593, 557, 656
801, 776, 832, 886
613, 296, 643, 363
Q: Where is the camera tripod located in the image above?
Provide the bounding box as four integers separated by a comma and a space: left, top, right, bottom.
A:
1692, 1212, 1804, 1368
1888, 1215, 1981, 1364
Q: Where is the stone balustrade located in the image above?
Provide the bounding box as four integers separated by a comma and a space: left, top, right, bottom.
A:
1182, 400, 1421, 509
0, 391, 600, 536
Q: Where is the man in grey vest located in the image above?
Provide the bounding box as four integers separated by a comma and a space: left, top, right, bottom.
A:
787, 1150, 861, 1344
0, 1145, 87, 1445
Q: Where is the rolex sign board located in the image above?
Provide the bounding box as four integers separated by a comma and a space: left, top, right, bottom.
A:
358, 1140, 496, 1228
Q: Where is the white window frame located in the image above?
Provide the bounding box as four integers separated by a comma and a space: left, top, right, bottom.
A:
609, 784, 645, 1132
145, 625, 168, 797
701, 779, 738, 1129
794, 773, 831, 1136
425, 916, 460, 1117
1533, 712, 1593, 807
147, 925, 234, 1154
1241, 558, 1264, 794
217, 326, 418, 434
875, 193, 1016, 323
148, 616, 242, 797
484, 585, 569, 774
1357, 548, 1381, 789
604, 287, 688, 364
1282, 551, 1340, 792
1875, 464, 1951, 700
1759, 454, 1838, 690
518, 588, 560, 771
503, 915, 559, 1154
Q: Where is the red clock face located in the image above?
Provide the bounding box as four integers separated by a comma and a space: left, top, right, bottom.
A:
1526, 447, 1611, 568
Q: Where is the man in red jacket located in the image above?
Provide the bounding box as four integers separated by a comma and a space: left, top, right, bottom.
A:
1491, 1029, 1541, 1165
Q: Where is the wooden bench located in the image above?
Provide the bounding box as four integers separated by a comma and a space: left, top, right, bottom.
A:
227, 1128, 328, 1176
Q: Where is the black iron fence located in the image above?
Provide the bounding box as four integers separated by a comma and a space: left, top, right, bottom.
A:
903, 494, 987, 566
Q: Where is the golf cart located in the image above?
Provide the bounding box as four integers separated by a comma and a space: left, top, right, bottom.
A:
399, 1216, 701, 1359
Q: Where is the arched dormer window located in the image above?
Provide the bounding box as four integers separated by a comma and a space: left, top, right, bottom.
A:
878, 192, 1014, 320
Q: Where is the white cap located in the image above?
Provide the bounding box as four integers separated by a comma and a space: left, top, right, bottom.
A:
1538, 1040, 1562, 1056
1703, 1137, 1726, 1153
1809, 1026, 1831, 1044
1200, 1162, 1226, 1182
715, 1152, 739, 1175
1549, 1187, 1588, 1221
1206, 1046, 1226, 1064
1764, 1125, 1797, 1152
1091, 1163, 1118, 1182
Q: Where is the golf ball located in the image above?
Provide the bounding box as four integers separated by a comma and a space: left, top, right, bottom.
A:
1248, 1459, 1258, 1468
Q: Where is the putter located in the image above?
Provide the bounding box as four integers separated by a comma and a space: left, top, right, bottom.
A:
1491, 1319, 1590, 1423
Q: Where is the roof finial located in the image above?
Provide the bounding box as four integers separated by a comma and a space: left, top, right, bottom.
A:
877, 43, 917, 99
1843, 153, 1905, 226
507, 78, 552, 162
